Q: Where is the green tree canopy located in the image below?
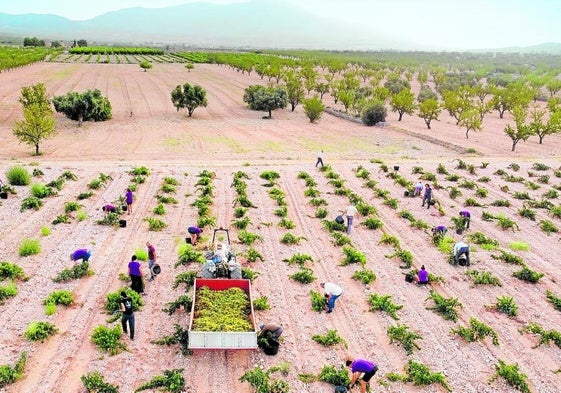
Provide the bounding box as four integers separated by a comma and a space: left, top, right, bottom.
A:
504, 106, 535, 152
139, 61, 152, 72
53, 89, 112, 124
418, 99, 441, 129
458, 107, 482, 139
23, 37, 45, 47
303, 96, 325, 123
243, 85, 288, 119
390, 88, 416, 121
170, 83, 208, 117
13, 83, 57, 155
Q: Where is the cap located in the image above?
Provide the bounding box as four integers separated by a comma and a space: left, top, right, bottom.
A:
259, 323, 264, 330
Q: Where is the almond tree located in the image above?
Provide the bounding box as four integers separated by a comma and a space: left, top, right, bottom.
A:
13, 83, 56, 155
418, 99, 441, 129
458, 108, 482, 139
504, 106, 535, 152
390, 88, 416, 121
529, 105, 561, 144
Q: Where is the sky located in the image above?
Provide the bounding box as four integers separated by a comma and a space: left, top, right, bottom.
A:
1, 0, 560, 50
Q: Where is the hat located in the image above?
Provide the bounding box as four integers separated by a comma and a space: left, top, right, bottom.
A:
259, 323, 264, 330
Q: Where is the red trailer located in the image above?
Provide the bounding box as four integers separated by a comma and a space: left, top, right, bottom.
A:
188, 278, 258, 350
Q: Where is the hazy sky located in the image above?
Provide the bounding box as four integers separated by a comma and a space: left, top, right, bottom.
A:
1, 0, 560, 50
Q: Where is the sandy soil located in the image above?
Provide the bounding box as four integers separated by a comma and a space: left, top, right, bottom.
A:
0, 62, 560, 393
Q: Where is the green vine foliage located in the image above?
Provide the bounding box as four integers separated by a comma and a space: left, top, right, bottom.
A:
520, 322, 561, 349
387, 324, 423, 355
426, 290, 462, 322
317, 365, 350, 386
489, 360, 530, 393
386, 360, 451, 392
289, 268, 316, 284
253, 296, 271, 311
0, 351, 27, 388
368, 293, 403, 320
310, 290, 327, 312
513, 266, 544, 283
466, 270, 502, 286
152, 325, 192, 356
134, 369, 185, 393
312, 329, 347, 348
0, 261, 28, 281
546, 290, 561, 312
282, 253, 313, 266
239, 365, 290, 393
451, 317, 499, 345
53, 261, 93, 283
341, 246, 366, 267
162, 295, 193, 316
176, 244, 205, 267
351, 269, 376, 285
491, 296, 518, 317
172, 271, 198, 291
81, 371, 119, 393
91, 325, 127, 356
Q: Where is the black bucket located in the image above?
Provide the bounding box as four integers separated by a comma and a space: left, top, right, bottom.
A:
393, 165, 399, 171
185, 237, 192, 244
335, 387, 348, 393
0, 192, 7, 199
405, 273, 414, 283
152, 264, 161, 275
119, 220, 127, 228
263, 340, 279, 356
404, 190, 410, 197
456, 228, 463, 235
429, 199, 436, 206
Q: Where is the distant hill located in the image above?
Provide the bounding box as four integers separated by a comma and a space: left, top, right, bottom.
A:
0, 0, 406, 50
470, 42, 561, 54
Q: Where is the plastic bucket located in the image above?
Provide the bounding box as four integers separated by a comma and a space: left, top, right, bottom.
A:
152, 264, 161, 275
0, 192, 7, 199
185, 237, 192, 244
393, 166, 399, 171
263, 340, 279, 356
119, 220, 127, 228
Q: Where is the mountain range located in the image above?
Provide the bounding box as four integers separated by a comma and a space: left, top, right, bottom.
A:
0, 0, 406, 50
0, 1, 560, 52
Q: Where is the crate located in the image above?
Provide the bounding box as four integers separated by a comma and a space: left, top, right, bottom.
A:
188, 278, 257, 350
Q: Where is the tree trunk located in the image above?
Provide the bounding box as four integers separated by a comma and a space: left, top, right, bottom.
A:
425, 120, 431, 129
268, 110, 272, 119
35, 144, 40, 155
398, 112, 403, 121
512, 140, 518, 152
465, 129, 470, 139
539, 135, 544, 144
291, 102, 296, 111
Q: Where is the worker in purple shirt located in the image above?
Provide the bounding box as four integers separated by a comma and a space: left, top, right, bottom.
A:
128, 255, 144, 294
70, 249, 91, 262
102, 204, 117, 214
345, 357, 378, 393
125, 188, 134, 215
187, 226, 203, 245
460, 210, 471, 229
415, 265, 429, 285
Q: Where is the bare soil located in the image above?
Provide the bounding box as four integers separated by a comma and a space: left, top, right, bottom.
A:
0, 62, 560, 393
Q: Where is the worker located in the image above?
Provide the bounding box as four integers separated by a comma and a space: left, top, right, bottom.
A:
258, 323, 283, 340
414, 265, 429, 284
459, 210, 471, 229
345, 356, 378, 393
453, 241, 470, 266
70, 249, 91, 263
187, 226, 203, 245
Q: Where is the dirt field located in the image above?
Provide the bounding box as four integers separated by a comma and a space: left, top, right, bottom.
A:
0, 62, 561, 393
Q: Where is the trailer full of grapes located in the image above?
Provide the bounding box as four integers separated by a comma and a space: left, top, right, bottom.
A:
188, 278, 258, 350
